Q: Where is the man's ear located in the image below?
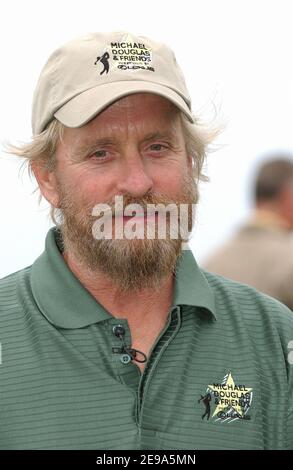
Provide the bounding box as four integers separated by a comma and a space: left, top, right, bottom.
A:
31, 162, 60, 208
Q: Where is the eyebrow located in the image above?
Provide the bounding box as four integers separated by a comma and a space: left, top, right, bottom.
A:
141, 131, 177, 142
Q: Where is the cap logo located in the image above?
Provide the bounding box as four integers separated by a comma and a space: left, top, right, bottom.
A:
94, 34, 155, 76
94, 52, 110, 75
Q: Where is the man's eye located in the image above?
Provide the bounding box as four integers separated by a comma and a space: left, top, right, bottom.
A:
92, 150, 108, 159
149, 144, 166, 151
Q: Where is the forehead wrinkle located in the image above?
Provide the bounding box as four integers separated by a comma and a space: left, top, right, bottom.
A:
119, 103, 181, 144
108, 92, 180, 124
63, 94, 184, 158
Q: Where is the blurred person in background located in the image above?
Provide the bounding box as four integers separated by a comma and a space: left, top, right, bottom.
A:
203, 157, 293, 310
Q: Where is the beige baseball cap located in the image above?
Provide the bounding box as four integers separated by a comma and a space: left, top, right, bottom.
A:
32, 31, 194, 135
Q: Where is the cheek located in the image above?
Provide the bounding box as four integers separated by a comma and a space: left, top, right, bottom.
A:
151, 161, 190, 194
60, 166, 115, 204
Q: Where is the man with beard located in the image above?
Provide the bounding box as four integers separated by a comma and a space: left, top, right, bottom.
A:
1, 32, 293, 450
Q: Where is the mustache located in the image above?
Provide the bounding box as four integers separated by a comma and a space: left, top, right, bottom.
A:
57, 173, 197, 223
91, 192, 195, 220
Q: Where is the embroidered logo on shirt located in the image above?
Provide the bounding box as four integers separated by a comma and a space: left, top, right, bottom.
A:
198, 371, 253, 423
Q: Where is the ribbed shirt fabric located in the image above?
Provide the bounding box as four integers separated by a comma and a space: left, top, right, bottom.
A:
0, 227, 292, 450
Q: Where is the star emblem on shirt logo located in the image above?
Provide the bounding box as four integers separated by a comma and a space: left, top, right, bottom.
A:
199, 371, 253, 423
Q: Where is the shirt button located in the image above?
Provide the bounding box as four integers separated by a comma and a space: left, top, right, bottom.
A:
113, 325, 125, 337
120, 354, 131, 364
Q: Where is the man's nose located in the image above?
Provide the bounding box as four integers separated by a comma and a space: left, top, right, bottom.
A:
116, 157, 154, 197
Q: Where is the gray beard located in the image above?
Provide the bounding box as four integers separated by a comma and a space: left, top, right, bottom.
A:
56, 176, 197, 293
59, 226, 184, 293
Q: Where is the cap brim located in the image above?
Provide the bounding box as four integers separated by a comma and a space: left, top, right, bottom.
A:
54, 80, 194, 128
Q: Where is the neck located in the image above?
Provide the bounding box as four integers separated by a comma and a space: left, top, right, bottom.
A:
62, 247, 177, 373
62, 249, 175, 326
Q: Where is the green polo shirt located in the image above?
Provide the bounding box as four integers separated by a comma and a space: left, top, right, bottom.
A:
0, 227, 292, 450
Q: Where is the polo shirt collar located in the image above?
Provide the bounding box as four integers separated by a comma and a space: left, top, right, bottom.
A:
30, 227, 216, 329
173, 249, 216, 319
31, 227, 111, 329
